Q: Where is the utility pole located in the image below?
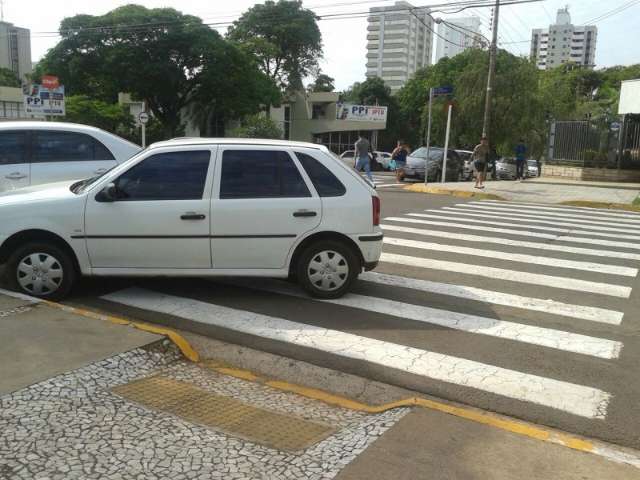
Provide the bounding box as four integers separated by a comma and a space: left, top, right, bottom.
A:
482, 0, 500, 141
424, 87, 433, 185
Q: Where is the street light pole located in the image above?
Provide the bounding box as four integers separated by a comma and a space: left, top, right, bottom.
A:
424, 87, 433, 185
482, 0, 500, 140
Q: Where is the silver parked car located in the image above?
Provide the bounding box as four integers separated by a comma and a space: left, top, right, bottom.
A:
495, 157, 517, 180
526, 159, 539, 177
401, 147, 464, 182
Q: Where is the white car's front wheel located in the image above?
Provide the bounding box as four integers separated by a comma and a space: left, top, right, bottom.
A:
297, 241, 359, 299
7, 243, 76, 300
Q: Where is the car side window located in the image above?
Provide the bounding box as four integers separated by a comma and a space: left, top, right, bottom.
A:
0, 131, 27, 165
114, 150, 210, 201
296, 152, 346, 197
220, 150, 311, 199
32, 131, 115, 162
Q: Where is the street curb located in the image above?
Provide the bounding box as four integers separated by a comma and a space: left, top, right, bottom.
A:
403, 184, 506, 200
560, 200, 640, 212
204, 360, 640, 470
0, 287, 199, 362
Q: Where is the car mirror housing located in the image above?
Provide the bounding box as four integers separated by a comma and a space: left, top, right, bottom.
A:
95, 183, 118, 202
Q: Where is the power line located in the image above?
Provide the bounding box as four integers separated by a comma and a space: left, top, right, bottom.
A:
583, 0, 640, 24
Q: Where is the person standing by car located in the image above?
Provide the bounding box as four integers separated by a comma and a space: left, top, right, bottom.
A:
391, 140, 409, 182
354, 134, 374, 183
472, 136, 489, 189
515, 139, 527, 181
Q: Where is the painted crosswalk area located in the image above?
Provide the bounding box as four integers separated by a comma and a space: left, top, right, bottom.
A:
100, 200, 639, 431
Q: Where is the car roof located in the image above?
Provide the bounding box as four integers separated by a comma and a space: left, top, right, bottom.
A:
149, 137, 325, 150
0, 121, 110, 134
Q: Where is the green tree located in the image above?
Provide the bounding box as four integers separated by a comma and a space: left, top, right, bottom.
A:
63, 95, 134, 134
308, 73, 335, 92
230, 114, 283, 139
0, 67, 20, 87
35, 5, 278, 138
228, 0, 322, 90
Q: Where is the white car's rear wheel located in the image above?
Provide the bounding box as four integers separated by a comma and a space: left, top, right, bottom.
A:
7, 243, 76, 300
297, 241, 359, 299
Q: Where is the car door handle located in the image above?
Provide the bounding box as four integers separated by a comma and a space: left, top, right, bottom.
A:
180, 213, 206, 220
93, 168, 108, 174
293, 210, 317, 218
5, 172, 27, 180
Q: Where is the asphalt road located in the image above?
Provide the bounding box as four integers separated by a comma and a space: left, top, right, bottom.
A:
24, 173, 640, 449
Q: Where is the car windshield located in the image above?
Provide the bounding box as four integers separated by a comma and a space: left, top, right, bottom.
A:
500, 157, 516, 165
411, 147, 443, 160
528, 160, 537, 166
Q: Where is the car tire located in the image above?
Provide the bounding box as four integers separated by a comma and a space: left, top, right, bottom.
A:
297, 240, 359, 299
6, 242, 76, 300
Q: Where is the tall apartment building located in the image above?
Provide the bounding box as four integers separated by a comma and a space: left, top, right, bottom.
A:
530, 7, 597, 70
365, 1, 433, 92
435, 16, 482, 63
0, 21, 31, 81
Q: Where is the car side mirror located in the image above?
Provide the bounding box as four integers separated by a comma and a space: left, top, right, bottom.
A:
95, 182, 118, 202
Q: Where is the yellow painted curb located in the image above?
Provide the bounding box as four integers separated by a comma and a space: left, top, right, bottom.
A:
403, 184, 506, 201
203, 362, 596, 456
41, 300, 200, 362
560, 200, 640, 213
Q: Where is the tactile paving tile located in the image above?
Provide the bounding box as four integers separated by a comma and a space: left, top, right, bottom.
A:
112, 375, 335, 452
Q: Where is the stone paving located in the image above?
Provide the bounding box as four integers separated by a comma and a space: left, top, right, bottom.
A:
0, 344, 408, 479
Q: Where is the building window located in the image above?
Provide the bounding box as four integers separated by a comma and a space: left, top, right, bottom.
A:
312, 104, 326, 120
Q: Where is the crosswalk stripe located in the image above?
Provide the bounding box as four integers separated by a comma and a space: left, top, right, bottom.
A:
102, 287, 612, 418
406, 213, 640, 241
359, 271, 623, 325
381, 224, 640, 261
438, 207, 640, 233
380, 252, 632, 298
384, 217, 640, 251
383, 237, 637, 277
220, 278, 621, 359
456, 203, 640, 229
477, 201, 640, 222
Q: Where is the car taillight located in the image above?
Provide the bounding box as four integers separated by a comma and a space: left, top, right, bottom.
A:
372, 196, 380, 226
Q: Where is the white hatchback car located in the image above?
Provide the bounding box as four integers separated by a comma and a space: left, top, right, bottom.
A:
0, 121, 141, 192
0, 138, 383, 300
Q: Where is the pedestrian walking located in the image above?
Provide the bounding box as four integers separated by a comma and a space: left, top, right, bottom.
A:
515, 139, 527, 181
354, 134, 373, 183
472, 136, 490, 189
391, 140, 409, 182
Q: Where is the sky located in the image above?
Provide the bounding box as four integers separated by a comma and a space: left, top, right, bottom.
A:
5, 0, 640, 90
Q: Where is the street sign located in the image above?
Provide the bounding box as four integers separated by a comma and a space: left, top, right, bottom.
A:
432, 86, 454, 97
610, 122, 621, 132
23, 83, 65, 116
41, 75, 59, 90
138, 111, 149, 125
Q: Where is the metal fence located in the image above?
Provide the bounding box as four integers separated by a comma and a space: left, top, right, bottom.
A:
548, 116, 640, 169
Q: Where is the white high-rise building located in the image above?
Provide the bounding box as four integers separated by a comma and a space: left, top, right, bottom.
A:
0, 21, 31, 81
365, 1, 434, 93
530, 7, 597, 70
435, 16, 482, 63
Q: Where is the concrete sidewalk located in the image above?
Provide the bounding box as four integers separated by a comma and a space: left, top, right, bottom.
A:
415, 177, 640, 204
0, 289, 160, 395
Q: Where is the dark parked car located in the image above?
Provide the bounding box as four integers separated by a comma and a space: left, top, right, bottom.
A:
400, 147, 464, 182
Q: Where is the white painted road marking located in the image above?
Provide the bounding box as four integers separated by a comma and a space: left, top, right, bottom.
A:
102, 287, 612, 419
406, 213, 640, 241
359, 271, 624, 325
477, 201, 640, 222
384, 237, 637, 277
222, 278, 622, 359
380, 252, 632, 298
437, 206, 640, 233
380, 224, 640, 261
384, 217, 640, 251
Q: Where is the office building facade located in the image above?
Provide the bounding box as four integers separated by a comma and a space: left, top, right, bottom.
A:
0, 21, 31, 81
530, 8, 597, 70
365, 1, 434, 92
435, 16, 482, 63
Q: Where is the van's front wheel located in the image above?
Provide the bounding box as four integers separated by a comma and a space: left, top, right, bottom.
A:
297, 241, 359, 299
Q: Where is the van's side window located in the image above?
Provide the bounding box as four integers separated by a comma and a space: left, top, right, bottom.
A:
32, 131, 115, 162
220, 150, 311, 199
296, 152, 346, 197
0, 131, 27, 165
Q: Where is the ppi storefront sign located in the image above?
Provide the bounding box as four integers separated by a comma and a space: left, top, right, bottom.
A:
336, 104, 388, 123
23, 83, 66, 116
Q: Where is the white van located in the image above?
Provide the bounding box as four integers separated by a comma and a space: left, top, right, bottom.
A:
0, 138, 382, 300
0, 122, 141, 192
